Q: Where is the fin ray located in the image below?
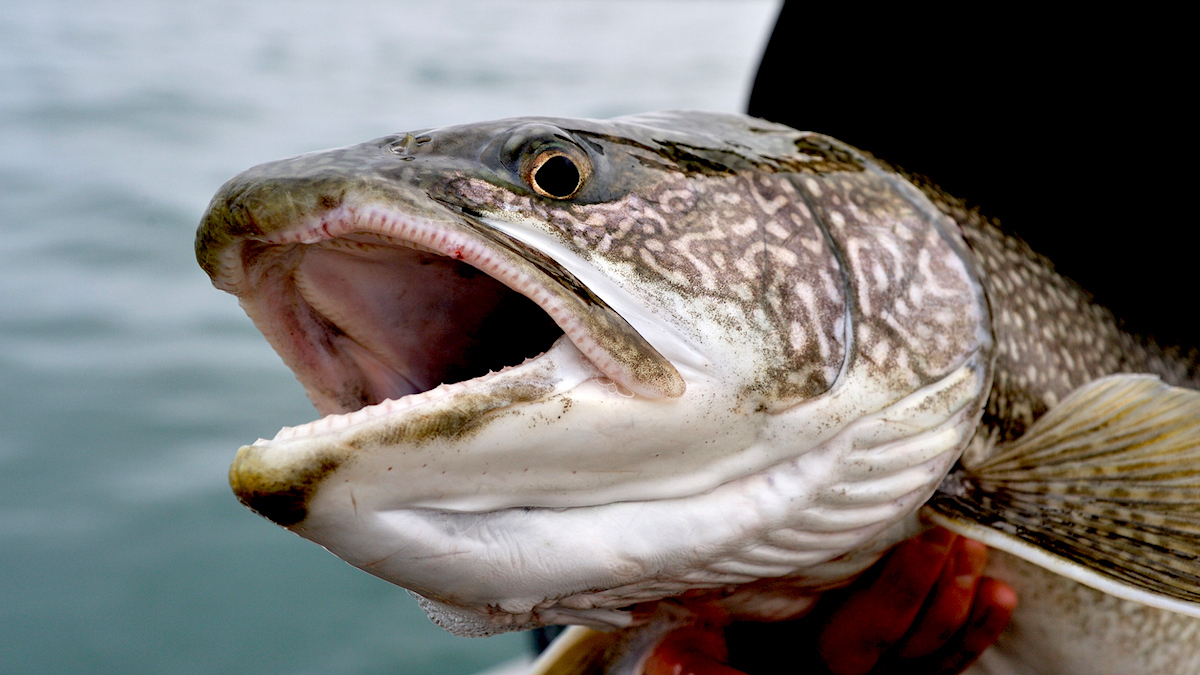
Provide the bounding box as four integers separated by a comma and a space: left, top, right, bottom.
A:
930, 374, 1200, 618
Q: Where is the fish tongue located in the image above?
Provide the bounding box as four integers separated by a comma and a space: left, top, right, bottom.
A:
927, 374, 1200, 619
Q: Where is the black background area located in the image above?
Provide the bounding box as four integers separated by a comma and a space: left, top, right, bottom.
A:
748, 4, 1196, 352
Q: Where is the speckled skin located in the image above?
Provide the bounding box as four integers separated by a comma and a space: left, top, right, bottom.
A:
917, 186, 1200, 674
198, 112, 989, 411
920, 182, 1200, 443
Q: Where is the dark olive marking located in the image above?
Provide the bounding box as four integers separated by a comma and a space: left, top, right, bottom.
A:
790, 137, 864, 173
348, 381, 553, 449
228, 446, 344, 528
571, 131, 864, 177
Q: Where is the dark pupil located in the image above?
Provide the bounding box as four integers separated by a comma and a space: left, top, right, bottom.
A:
533, 155, 580, 198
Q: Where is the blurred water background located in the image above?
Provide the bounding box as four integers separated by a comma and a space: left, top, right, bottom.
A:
0, 1, 778, 672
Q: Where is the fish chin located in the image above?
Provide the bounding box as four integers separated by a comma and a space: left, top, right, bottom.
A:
279, 350, 988, 636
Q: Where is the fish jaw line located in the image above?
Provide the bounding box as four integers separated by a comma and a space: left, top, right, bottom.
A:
475, 213, 713, 381
209, 195, 702, 525
227, 333, 599, 527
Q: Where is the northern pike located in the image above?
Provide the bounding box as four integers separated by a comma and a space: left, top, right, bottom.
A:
196, 111, 1200, 674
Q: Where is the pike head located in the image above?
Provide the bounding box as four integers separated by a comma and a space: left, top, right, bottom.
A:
196, 111, 992, 635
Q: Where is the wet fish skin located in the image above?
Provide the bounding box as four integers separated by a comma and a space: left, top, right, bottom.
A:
910, 184, 1200, 674
195, 111, 1200, 674
922, 180, 1197, 445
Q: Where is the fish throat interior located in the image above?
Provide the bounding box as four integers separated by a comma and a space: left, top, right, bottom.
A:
244, 223, 565, 417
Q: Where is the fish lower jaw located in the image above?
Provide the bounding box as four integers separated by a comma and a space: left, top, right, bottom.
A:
261, 334, 598, 445
264, 335, 589, 444
286, 357, 987, 636
226, 335, 600, 528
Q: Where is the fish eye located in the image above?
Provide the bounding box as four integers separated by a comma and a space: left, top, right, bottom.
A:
497, 124, 593, 200
526, 150, 584, 200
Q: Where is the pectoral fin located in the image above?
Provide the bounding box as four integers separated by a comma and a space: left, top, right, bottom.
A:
928, 374, 1200, 618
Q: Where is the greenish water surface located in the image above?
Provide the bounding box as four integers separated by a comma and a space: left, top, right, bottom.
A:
0, 1, 777, 672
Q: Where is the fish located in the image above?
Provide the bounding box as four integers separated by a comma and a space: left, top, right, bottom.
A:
195, 111, 1200, 674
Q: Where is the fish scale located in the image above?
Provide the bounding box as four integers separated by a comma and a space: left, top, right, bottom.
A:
922, 181, 1200, 441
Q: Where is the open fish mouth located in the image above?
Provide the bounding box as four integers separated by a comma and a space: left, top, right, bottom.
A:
214, 205, 574, 422
194, 147, 690, 529
240, 213, 565, 419
198, 182, 685, 438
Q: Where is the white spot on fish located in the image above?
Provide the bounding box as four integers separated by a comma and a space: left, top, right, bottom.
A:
731, 217, 758, 236
871, 260, 888, 290
766, 221, 790, 239
789, 320, 809, 353
871, 339, 890, 364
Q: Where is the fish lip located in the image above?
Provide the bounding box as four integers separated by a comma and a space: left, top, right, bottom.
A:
227, 333, 594, 527
262, 333, 584, 445
200, 189, 683, 435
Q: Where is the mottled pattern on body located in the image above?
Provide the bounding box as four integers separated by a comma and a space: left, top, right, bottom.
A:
793, 171, 985, 392
452, 153, 988, 404
913, 180, 1200, 445
452, 171, 851, 400
197, 111, 1200, 670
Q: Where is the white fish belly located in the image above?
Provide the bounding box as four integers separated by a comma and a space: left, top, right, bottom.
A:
966, 551, 1200, 675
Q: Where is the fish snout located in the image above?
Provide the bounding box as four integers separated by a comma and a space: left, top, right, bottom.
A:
227, 441, 346, 528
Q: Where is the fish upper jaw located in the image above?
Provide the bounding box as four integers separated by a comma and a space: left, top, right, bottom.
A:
201, 190, 686, 413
